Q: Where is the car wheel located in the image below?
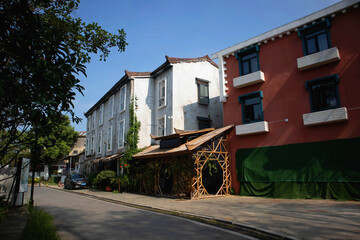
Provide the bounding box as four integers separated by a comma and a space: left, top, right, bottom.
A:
70, 183, 74, 190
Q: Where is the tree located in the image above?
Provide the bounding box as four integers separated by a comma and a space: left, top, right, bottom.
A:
0, 0, 127, 204
36, 115, 78, 163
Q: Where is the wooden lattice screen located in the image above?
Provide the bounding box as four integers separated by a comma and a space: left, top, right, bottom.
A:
191, 134, 231, 199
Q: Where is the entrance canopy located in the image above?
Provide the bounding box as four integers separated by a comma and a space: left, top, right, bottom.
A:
133, 125, 233, 159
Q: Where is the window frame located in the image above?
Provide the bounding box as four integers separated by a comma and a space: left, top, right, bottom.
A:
305, 74, 340, 112
118, 119, 125, 149
298, 19, 331, 56
119, 85, 126, 113
238, 91, 264, 124
158, 78, 166, 108
99, 104, 104, 126
92, 111, 96, 131
86, 138, 89, 156
90, 135, 95, 155
97, 131, 102, 154
108, 95, 114, 120
196, 78, 209, 105
157, 115, 166, 136
235, 45, 260, 76
86, 117, 90, 133
107, 125, 112, 152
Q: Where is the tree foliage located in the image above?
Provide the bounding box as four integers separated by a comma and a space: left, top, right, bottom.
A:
36, 115, 78, 163
0, 0, 127, 164
0, 115, 78, 167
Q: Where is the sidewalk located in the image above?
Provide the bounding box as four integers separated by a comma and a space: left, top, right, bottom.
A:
0, 206, 28, 240
48, 185, 360, 240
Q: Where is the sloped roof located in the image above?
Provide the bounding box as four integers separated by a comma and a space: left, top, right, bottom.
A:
133, 125, 234, 159
151, 55, 218, 76
166, 55, 218, 68
150, 128, 215, 141
125, 70, 152, 77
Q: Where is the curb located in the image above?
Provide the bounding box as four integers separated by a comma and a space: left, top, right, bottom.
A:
46, 186, 301, 240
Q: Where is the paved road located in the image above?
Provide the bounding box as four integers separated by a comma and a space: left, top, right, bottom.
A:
34, 187, 254, 240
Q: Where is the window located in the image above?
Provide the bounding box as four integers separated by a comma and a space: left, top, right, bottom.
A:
90, 135, 95, 154
238, 91, 264, 124
86, 139, 89, 155
97, 131, 102, 154
92, 111, 96, 130
305, 74, 340, 112
158, 79, 166, 107
107, 126, 112, 151
120, 85, 126, 112
86, 117, 90, 133
236, 46, 260, 76
197, 79, 209, 104
99, 104, 104, 126
118, 120, 125, 148
197, 116, 211, 130
109, 96, 114, 120
298, 19, 331, 55
157, 115, 166, 136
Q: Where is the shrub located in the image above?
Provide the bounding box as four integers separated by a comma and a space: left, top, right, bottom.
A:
110, 175, 129, 192
28, 177, 41, 184
93, 170, 116, 187
86, 172, 99, 186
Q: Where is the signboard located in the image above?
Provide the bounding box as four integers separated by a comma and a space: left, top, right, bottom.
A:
19, 158, 30, 193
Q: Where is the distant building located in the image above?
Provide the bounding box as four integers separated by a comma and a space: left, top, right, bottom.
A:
84, 55, 223, 174
55, 131, 86, 175
211, 0, 360, 200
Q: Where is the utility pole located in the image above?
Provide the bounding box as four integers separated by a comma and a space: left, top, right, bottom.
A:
30, 125, 39, 207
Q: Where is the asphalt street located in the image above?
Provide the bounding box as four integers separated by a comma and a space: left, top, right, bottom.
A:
34, 187, 255, 240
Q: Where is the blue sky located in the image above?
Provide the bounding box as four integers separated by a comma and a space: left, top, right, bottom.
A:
72, 0, 340, 131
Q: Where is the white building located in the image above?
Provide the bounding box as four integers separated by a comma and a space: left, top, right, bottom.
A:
84, 55, 223, 173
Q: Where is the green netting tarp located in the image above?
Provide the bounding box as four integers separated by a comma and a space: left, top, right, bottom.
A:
236, 138, 360, 200
236, 137, 360, 183
239, 182, 360, 200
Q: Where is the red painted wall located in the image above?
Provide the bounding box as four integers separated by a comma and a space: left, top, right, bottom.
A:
223, 8, 360, 192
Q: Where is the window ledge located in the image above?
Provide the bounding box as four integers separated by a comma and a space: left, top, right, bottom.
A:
303, 107, 348, 126
233, 70, 265, 88
236, 121, 269, 136
297, 47, 340, 71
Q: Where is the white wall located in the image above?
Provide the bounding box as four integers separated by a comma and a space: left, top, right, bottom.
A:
172, 61, 223, 131
134, 76, 154, 148
154, 69, 174, 136
85, 59, 223, 158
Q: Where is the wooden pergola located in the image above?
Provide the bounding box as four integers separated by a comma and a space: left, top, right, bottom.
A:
133, 125, 233, 199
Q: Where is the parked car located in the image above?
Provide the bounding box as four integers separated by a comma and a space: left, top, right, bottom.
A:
64, 173, 89, 190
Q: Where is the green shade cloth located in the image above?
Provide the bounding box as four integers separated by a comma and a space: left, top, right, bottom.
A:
239, 182, 360, 200
236, 138, 360, 200
236, 137, 360, 183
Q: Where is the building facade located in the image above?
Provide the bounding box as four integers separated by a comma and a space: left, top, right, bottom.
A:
211, 0, 360, 200
84, 55, 223, 174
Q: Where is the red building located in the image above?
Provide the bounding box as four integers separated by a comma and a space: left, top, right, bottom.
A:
211, 0, 360, 200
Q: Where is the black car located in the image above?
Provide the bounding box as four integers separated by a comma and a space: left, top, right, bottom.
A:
64, 173, 89, 189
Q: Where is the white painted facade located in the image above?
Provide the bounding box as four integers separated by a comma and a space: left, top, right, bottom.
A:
84, 56, 223, 167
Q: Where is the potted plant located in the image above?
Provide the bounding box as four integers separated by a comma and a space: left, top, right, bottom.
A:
93, 170, 116, 191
